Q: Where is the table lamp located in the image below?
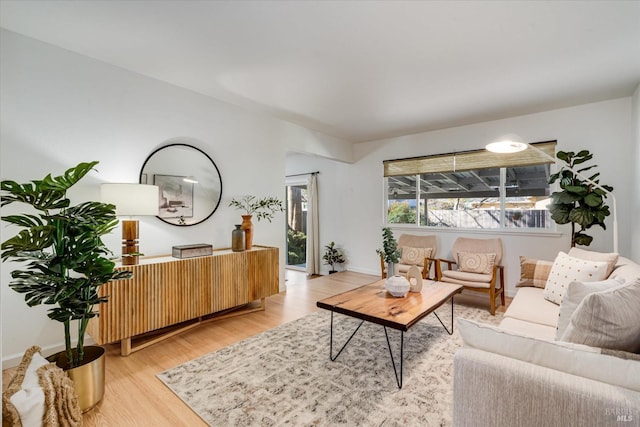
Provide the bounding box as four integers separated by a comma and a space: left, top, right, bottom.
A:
101, 183, 160, 265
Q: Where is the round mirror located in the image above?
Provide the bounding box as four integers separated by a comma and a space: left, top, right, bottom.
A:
140, 143, 222, 226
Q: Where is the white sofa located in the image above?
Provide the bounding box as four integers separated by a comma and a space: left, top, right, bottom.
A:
453, 251, 640, 427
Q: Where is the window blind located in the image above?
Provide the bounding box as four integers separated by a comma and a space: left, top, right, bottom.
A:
383, 141, 557, 177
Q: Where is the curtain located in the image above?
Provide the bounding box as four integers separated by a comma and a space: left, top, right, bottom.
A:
306, 173, 320, 275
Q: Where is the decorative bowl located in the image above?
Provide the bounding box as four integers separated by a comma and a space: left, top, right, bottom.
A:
385, 275, 410, 297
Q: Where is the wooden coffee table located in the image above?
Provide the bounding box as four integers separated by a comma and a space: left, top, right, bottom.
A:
316, 279, 463, 388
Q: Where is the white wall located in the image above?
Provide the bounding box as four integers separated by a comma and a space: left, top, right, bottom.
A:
632, 84, 640, 261
0, 30, 352, 367
285, 153, 352, 275
288, 97, 637, 300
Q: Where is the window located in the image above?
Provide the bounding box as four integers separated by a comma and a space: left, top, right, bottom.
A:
384, 141, 556, 229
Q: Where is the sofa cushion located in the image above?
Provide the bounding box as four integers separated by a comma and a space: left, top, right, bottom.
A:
400, 246, 432, 266
458, 318, 640, 392
516, 256, 553, 289
561, 279, 640, 353
504, 287, 559, 328
556, 277, 626, 339
499, 316, 557, 341
457, 252, 496, 274
543, 251, 609, 305
567, 247, 619, 278
610, 256, 640, 283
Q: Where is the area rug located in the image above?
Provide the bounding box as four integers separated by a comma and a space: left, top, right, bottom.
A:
157, 303, 502, 426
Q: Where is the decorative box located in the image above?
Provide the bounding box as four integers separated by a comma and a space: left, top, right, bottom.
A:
172, 244, 213, 259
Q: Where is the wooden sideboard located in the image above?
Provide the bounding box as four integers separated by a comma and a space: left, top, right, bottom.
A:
87, 246, 279, 355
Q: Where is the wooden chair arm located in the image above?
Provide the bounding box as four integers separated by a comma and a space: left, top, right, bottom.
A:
380, 255, 386, 279
423, 256, 439, 280
434, 258, 457, 281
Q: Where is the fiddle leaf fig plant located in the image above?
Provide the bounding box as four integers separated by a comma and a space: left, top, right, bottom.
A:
547, 150, 613, 247
1, 161, 132, 368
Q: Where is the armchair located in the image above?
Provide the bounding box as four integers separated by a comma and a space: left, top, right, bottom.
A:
435, 237, 505, 315
380, 234, 437, 280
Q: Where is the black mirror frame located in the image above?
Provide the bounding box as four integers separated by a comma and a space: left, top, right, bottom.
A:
139, 143, 223, 226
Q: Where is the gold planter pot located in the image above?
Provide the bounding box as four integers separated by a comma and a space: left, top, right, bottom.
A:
48, 345, 106, 412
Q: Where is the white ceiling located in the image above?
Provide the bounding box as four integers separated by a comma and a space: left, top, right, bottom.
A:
1, 1, 639, 143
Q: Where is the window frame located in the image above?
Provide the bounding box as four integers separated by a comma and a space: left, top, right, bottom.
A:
382, 141, 559, 233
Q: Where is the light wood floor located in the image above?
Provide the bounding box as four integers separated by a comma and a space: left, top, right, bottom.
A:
3, 271, 510, 426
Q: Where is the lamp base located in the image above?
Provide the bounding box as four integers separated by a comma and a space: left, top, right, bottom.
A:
122, 219, 140, 265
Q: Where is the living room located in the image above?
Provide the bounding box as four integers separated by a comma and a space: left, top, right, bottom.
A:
2, 1, 639, 426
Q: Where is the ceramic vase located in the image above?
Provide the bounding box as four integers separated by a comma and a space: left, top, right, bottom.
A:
241, 215, 253, 250
387, 262, 395, 277
385, 275, 410, 297
406, 265, 423, 292
232, 224, 245, 252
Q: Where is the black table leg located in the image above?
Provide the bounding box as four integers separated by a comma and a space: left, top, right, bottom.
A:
384, 327, 404, 389
329, 310, 364, 361
433, 297, 455, 335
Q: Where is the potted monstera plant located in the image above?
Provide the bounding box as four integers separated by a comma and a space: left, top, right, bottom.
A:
548, 150, 613, 247
1, 161, 132, 411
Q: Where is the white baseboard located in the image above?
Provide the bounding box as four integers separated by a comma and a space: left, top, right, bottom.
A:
2, 336, 97, 370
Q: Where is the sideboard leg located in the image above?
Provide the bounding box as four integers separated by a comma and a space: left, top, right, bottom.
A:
121, 338, 132, 356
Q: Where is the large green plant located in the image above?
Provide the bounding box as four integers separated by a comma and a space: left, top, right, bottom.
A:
548, 150, 613, 247
1, 161, 132, 368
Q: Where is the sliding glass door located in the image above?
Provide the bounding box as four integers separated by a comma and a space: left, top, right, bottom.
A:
286, 181, 308, 270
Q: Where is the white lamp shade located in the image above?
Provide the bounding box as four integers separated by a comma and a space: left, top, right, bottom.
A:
101, 183, 159, 216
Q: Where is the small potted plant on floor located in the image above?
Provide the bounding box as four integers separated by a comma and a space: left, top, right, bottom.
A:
322, 241, 346, 274
1, 161, 133, 411
229, 195, 284, 249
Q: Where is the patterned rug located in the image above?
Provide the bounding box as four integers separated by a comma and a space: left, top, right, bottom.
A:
157, 303, 502, 426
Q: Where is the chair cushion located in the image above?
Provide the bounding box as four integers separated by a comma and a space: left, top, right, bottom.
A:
561, 279, 640, 353
441, 270, 492, 288
457, 252, 496, 274
516, 256, 553, 289
542, 251, 609, 305
399, 246, 432, 266
556, 277, 626, 339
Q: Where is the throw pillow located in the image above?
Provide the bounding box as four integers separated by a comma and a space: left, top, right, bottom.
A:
516, 256, 553, 288
542, 251, 608, 305
561, 279, 640, 353
457, 318, 640, 392
555, 277, 625, 339
457, 252, 496, 275
568, 247, 619, 278
400, 246, 432, 266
